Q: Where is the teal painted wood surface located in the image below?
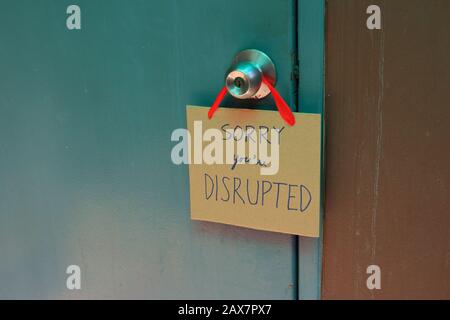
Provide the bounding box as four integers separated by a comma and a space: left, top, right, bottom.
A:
0, 0, 304, 298
297, 0, 325, 300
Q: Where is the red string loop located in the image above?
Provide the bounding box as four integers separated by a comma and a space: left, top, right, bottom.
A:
261, 77, 295, 126
207, 86, 228, 119
208, 79, 295, 126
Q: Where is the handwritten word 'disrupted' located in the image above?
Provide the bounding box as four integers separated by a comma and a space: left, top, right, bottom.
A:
204, 174, 312, 212
171, 121, 284, 175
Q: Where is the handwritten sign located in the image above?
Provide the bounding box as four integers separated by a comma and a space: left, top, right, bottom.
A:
186, 106, 321, 237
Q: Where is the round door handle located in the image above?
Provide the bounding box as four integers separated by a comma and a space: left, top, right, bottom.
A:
208, 49, 295, 126
225, 49, 277, 100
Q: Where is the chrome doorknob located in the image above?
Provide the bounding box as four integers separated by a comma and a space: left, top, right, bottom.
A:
225, 49, 277, 100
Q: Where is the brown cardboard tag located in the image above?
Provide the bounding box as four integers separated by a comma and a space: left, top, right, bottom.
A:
186, 106, 321, 237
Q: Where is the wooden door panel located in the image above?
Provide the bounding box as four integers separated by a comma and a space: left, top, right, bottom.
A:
0, 0, 298, 299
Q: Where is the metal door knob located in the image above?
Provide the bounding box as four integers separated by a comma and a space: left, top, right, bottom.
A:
225, 49, 277, 100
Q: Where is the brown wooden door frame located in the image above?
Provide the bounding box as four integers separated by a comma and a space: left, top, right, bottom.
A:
322, 0, 450, 299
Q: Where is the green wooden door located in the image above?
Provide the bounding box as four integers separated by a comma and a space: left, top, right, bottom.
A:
0, 0, 324, 299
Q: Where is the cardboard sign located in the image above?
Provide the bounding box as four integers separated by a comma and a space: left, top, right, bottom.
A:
186, 106, 321, 237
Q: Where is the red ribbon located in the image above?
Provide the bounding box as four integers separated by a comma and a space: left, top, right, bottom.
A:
207, 77, 295, 126
261, 77, 295, 126
207, 86, 228, 120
